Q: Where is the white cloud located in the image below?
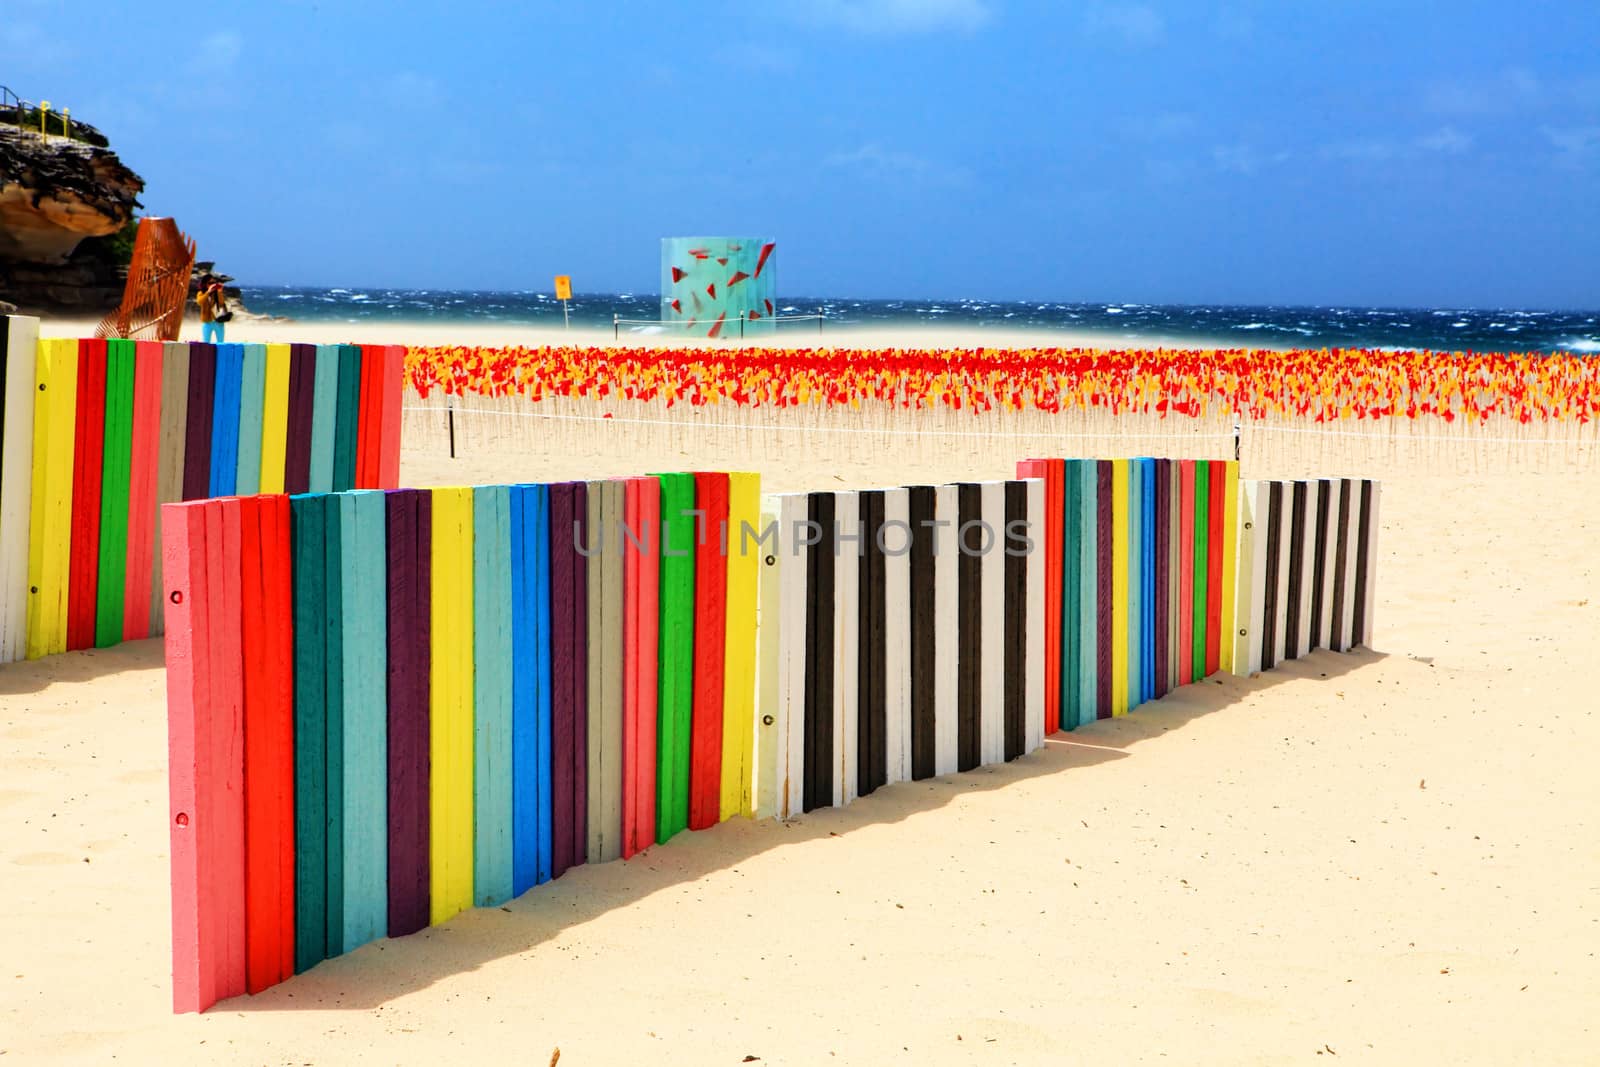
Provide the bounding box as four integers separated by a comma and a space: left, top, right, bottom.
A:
1545, 125, 1600, 163
1422, 67, 1541, 116
1418, 126, 1473, 154
824, 143, 972, 186
1211, 144, 1289, 175
794, 0, 990, 34
1085, 3, 1165, 46
188, 29, 242, 76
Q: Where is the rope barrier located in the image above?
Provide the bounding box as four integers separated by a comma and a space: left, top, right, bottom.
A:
404, 402, 1237, 441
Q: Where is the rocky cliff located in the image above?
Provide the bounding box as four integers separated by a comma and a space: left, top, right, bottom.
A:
0, 119, 141, 265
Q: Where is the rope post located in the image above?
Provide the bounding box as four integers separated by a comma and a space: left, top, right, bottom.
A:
613, 313, 619, 341
818, 306, 823, 335
1233, 420, 1242, 462
447, 397, 456, 459
740, 314, 745, 340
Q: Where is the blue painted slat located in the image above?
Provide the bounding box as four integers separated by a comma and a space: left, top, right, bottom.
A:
236, 343, 267, 496
308, 343, 340, 493
474, 485, 515, 906
341, 491, 388, 952
208, 343, 243, 497
531, 485, 554, 884
1077, 460, 1098, 729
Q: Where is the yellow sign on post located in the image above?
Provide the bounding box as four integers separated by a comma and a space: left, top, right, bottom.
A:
554, 275, 572, 328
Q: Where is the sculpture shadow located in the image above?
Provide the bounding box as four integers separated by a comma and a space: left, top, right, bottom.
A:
227, 647, 1384, 1013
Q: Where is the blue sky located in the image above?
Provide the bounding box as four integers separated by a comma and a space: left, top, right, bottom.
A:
7, 1, 1598, 307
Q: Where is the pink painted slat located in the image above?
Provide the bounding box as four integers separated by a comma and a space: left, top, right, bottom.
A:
122, 342, 163, 640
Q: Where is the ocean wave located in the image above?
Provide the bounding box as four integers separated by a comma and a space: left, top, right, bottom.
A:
1558, 338, 1600, 353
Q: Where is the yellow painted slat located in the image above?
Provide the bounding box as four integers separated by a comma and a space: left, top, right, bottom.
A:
1111, 459, 1129, 715
720, 471, 761, 820
1219, 460, 1240, 675
430, 487, 475, 925
258, 343, 291, 494
27, 339, 77, 659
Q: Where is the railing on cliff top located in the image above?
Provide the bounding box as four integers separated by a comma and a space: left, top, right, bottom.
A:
0, 85, 78, 140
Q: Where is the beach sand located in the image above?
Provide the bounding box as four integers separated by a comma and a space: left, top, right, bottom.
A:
2, 326, 1597, 1063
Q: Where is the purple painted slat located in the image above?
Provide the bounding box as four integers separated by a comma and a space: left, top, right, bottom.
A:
549, 482, 576, 877
386, 489, 431, 936
570, 482, 588, 866
284, 344, 316, 495
1096, 460, 1113, 719
1153, 458, 1170, 699
181, 343, 216, 501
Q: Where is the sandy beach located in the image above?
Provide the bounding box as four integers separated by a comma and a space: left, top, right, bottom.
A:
2, 320, 1597, 1063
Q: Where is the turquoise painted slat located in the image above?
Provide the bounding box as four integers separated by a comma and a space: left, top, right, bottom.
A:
341, 491, 388, 953
1059, 461, 1079, 730
1078, 460, 1098, 728
236, 344, 266, 496
474, 485, 515, 906
1127, 459, 1142, 713
309, 343, 339, 493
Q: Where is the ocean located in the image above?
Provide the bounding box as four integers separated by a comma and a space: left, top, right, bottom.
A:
239, 286, 1600, 355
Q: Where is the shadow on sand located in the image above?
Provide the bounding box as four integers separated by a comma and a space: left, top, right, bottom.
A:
223, 647, 1384, 1013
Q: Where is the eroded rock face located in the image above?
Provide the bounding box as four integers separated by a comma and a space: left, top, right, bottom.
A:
0, 123, 143, 265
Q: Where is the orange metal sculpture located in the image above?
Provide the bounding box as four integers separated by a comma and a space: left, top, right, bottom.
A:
95, 217, 196, 341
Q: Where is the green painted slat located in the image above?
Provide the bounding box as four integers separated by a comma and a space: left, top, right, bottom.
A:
1059, 460, 1079, 731
341, 491, 388, 952
655, 472, 696, 844
235, 344, 266, 496
1192, 460, 1209, 680
308, 344, 339, 493
94, 339, 135, 648
321, 493, 345, 955
473, 485, 514, 905
290, 494, 328, 972
332, 345, 362, 492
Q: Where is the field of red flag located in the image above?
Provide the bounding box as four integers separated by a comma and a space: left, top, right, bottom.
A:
404, 345, 1600, 425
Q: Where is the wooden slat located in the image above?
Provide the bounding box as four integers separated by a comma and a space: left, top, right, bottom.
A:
0, 316, 38, 661
341, 491, 390, 949
549, 481, 588, 874
954, 483, 982, 771
258, 344, 290, 495
473, 485, 514, 903
584, 479, 624, 861
1110, 460, 1129, 716
1356, 481, 1381, 648
721, 471, 761, 819
1024, 477, 1046, 752
181, 342, 215, 502
1002, 480, 1028, 760
655, 474, 695, 838
386, 489, 432, 936
284, 344, 317, 495
332, 345, 362, 492
855, 489, 886, 798
430, 487, 475, 921
1152, 459, 1170, 698
207, 343, 242, 498
802, 492, 836, 809
235, 344, 265, 496
510, 484, 554, 887
978, 481, 1004, 763
623, 478, 660, 850
307, 344, 339, 493
67, 338, 107, 651
95, 339, 135, 648
1260, 482, 1283, 670
1191, 459, 1209, 681
689, 472, 730, 828
1095, 461, 1113, 717
291, 495, 331, 971
121, 341, 162, 641
906, 486, 938, 774
832, 491, 859, 805
882, 487, 912, 783
1218, 461, 1239, 675
1205, 460, 1227, 675
773, 493, 807, 817
149, 342, 189, 639
1060, 460, 1081, 727
378, 346, 404, 489
164, 500, 247, 1011
240, 495, 296, 991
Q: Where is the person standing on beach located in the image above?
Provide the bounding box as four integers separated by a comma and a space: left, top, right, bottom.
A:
196, 274, 228, 344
